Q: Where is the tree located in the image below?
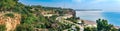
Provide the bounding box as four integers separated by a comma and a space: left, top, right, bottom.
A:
96, 19, 114, 31
118, 28, 120, 31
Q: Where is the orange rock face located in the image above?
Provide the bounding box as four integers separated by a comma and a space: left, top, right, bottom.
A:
0, 12, 21, 31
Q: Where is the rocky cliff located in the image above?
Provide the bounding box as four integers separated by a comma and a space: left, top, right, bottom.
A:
0, 12, 21, 31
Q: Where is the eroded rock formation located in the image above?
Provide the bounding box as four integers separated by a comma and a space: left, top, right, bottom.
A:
0, 12, 21, 31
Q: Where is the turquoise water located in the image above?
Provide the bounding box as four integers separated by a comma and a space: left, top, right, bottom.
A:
103, 12, 120, 26
76, 11, 120, 26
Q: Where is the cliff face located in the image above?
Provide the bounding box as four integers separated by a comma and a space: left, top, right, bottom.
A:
0, 12, 21, 31
64, 9, 76, 17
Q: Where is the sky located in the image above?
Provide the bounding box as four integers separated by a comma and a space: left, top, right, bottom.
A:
19, 0, 120, 12
19, 0, 120, 26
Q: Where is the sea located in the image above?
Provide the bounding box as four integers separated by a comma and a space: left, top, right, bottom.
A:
76, 11, 120, 26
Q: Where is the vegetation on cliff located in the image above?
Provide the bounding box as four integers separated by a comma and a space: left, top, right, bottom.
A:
0, 0, 78, 31
0, 24, 6, 31
0, 0, 120, 31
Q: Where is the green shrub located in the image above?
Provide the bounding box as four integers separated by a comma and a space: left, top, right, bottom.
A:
75, 26, 80, 31
66, 17, 78, 23
15, 24, 34, 31
49, 15, 58, 22
4, 13, 14, 18
21, 14, 37, 24
35, 24, 47, 28
84, 27, 97, 31
0, 24, 6, 31
58, 23, 72, 31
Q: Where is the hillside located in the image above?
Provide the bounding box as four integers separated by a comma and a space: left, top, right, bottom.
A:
0, 0, 119, 31
0, 0, 80, 31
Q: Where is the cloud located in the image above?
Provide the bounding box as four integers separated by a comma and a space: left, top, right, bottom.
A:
75, 0, 120, 12
72, 0, 82, 3
90, 0, 120, 4
91, 0, 106, 3
72, 0, 106, 3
